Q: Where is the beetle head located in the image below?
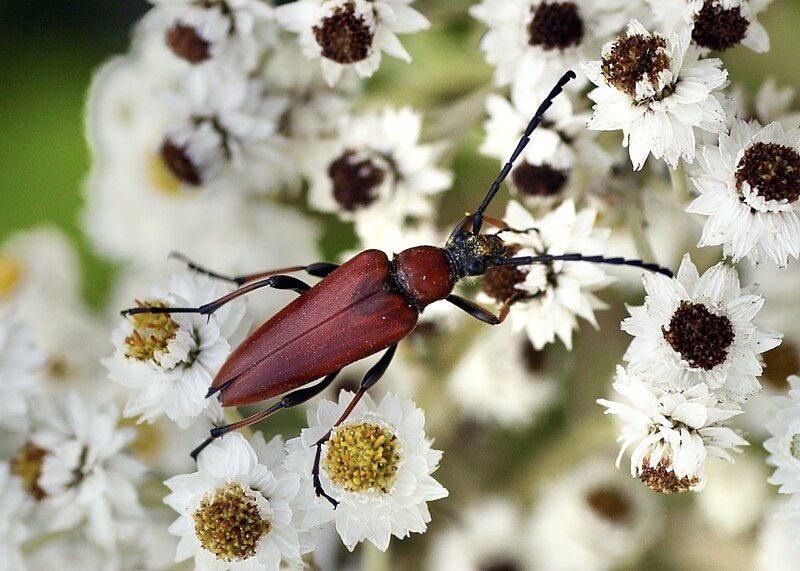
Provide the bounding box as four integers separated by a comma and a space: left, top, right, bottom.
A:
445, 229, 507, 278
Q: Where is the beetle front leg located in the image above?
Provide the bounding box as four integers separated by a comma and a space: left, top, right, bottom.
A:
311, 344, 398, 508
169, 251, 339, 285
445, 293, 532, 325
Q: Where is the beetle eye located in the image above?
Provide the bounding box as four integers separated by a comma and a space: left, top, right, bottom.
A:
467, 259, 486, 276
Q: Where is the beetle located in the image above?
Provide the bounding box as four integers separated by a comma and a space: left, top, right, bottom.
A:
121, 70, 673, 506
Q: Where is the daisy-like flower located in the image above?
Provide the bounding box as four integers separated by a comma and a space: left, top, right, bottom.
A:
470, 0, 630, 93
756, 504, 799, 570
9, 394, 146, 550
276, 0, 429, 86
164, 432, 305, 570
646, 0, 769, 53
622, 254, 781, 401
104, 271, 249, 428
688, 120, 800, 267
0, 463, 31, 571
582, 19, 728, 170
528, 458, 661, 570
285, 391, 448, 551
478, 199, 614, 350
764, 375, 800, 496
0, 309, 44, 432
302, 107, 452, 242
598, 366, 747, 493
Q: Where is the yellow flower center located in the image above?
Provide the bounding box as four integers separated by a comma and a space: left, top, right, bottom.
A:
0, 257, 22, 298
124, 301, 180, 362
323, 422, 401, 494
11, 442, 49, 501
192, 483, 271, 561
149, 153, 183, 196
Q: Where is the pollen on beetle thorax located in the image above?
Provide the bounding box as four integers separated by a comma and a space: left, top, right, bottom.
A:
313, 2, 374, 64
124, 301, 180, 362
691, 0, 749, 52
328, 150, 387, 211
638, 458, 699, 494
161, 138, 203, 187
0, 256, 22, 298
735, 142, 800, 205
662, 300, 734, 370
167, 23, 212, 63
192, 482, 271, 561
527, 1, 584, 51
585, 486, 632, 523
323, 422, 401, 494
11, 442, 49, 501
512, 162, 569, 198
601, 34, 671, 100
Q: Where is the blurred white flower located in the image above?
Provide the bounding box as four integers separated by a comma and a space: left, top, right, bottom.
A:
622, 254, 781, 402
478, 199, 614, 350
0, 309, 44, 432
164, 432, 305, 570
688, 119, 800, 267
753, 78, 800, 129
105, 271, 249, 428
0, 463, 31, 571
598, 366, 747, 493
447, 325, 556, 428
529, 457, 661, 570
582, 19, 728, 170
428, 498, 536, 571
276, 0, 429, 86
764, 375, 800, 496
470, 0, 630, 94
756, 504, 800, 570
285, 391, 448, 551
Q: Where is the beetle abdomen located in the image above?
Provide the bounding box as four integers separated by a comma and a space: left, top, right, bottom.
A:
394, 246, 456, 309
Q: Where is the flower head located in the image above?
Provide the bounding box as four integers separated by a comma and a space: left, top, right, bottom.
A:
0, 309, 44, 432
764, 375, 800, 496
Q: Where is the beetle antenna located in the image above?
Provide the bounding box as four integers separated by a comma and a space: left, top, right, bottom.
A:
470, 70, 577, 235
495, 253, 674, 278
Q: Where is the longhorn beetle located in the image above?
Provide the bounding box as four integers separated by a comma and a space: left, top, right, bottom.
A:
122, 70, 673, 507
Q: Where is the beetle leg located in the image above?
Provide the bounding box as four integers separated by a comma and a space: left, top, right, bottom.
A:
190, 369, 342, 460
311, 344, 398, 508
120, 275, 311, 317
169, 251, 339, 285
446, 292, 533, 325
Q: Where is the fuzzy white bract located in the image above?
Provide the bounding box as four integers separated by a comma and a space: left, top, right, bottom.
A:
582, 19, 728, 170
621, 254, 780, 402
598, 366, 747, 493
478, 199, 614, 350
688, 120, 800, 267
285, 391, 448, 551
276, 0, 429, 86
164, 432, 307, 570
0, 309, 44, 432
104, 271, 249, 428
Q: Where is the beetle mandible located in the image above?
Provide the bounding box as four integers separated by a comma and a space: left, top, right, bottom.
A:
121, 70, 673, 506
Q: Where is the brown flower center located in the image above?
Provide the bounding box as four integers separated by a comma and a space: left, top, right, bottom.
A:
167, 23, 212, 63
638, 459, 698, 494
11, 442, 49, 500
662, 301, 734, 370
735, 142, 800, 204
124, 301, 180, 363
313, 2, 374, 64
323, 422, 401, 494
511, 162, 569, 198
586, 486, 632, 523
479, 561, 524, 571
527, 1, 584, 51
193, 483, 270, 561
691, 0, 749, 52
329, 150, 387, 211
601, 34, 671, 99
160, 138, 203, 186
481, 245, 526, 303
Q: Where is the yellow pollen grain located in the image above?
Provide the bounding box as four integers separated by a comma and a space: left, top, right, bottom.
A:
323, 422, 401, 495
124, 300, 180, 362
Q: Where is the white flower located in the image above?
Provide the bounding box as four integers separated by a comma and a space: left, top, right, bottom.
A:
447, 325, 556, 428
428, 498, 535, 571
582, 19, 728, 170
478, 199, 614, 350
285, 391, 448, 551
687, 119, 800, 267
470, 0, 630, 94
622, 254, 781, 402
598, 366, 747, 493
756, 504, 800, 570
143, 0, 276, 71
646, 0, 769, 53
0, 309, 44, 432
276, 0, 429, 86
0, 463, 31, 571
753, 78, 800, 129
105, 271, 249, 428
764, 375, 800, 496
302, 106, 452, 243
528, 457, 661, 570
164, 432, 305, 570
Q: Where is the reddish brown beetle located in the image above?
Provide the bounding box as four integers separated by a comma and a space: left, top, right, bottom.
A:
122, 70, 672, 506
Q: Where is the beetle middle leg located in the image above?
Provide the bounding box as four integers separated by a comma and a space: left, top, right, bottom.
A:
445, 292, 532, 325
311, 344, 398, 508
189, 369, 343, 460
169, 251, 339, 285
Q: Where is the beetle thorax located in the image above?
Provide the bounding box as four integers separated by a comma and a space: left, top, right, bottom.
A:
393, 246, 456, 309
